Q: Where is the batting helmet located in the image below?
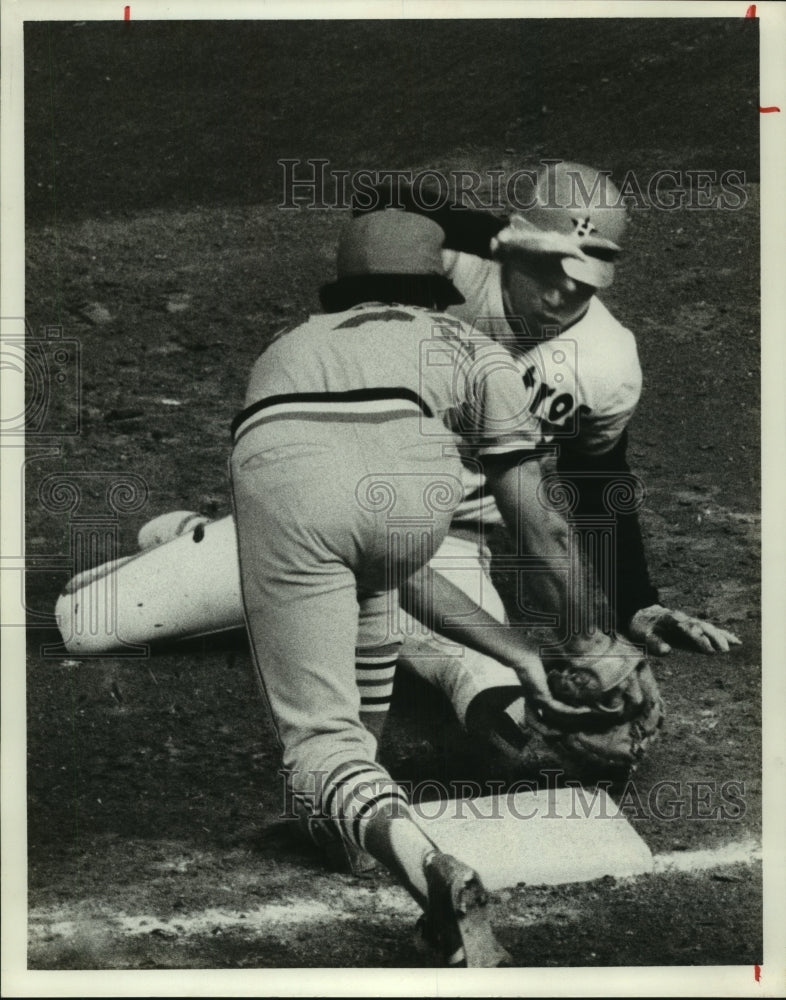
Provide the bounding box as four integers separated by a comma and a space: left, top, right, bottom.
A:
494, 161, 627, 289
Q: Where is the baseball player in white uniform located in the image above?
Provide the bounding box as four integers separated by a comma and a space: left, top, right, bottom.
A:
353, 161, 741, 762
231, 208, 606, 965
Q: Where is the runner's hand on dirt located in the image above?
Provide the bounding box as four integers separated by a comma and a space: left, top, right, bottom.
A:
628, 604, 742, 656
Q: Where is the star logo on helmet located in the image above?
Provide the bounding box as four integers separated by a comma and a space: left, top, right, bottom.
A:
572, 216, 597, 238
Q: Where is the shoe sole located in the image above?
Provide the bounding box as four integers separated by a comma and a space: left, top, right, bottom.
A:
423, 854, 512, 967
451, 868, 512, 967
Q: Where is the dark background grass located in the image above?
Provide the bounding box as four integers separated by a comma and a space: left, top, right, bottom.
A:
26, 18, 759, 223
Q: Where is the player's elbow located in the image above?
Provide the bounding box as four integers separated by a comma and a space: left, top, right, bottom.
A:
520, 506, 570, 556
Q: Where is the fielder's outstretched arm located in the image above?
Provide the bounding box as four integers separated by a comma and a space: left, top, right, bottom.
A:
399, 569, 588, 720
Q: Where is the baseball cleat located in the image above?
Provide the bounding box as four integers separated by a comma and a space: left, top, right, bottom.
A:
417, 852, 511, 967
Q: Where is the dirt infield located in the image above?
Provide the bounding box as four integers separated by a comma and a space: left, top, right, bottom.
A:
17, 14, 762, 978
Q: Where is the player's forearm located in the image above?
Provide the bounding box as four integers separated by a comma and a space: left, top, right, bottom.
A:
612, 514, 660, 628
400, 568, 540, 672
485, 455, 613, 653
557, 432, 660, 630
400, 568, 609, 718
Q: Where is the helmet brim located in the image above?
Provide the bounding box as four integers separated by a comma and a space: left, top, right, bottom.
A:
561, 254, 616, 289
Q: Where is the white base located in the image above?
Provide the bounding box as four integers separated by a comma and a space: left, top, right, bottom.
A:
419, 788, 653, 889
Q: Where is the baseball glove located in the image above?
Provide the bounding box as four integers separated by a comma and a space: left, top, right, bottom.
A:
526, 644, 664, 774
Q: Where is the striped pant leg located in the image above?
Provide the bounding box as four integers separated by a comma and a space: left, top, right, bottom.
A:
397, 531, 520, 726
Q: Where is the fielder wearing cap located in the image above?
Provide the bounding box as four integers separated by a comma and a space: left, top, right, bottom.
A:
230, 208, 613, 966
319, 209, 465, 312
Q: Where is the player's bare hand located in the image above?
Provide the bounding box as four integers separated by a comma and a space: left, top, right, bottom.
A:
512, 652, 594, 720
628, 604, 742, 656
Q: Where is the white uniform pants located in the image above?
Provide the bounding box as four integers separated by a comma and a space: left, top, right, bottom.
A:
398, 530, 520, 724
